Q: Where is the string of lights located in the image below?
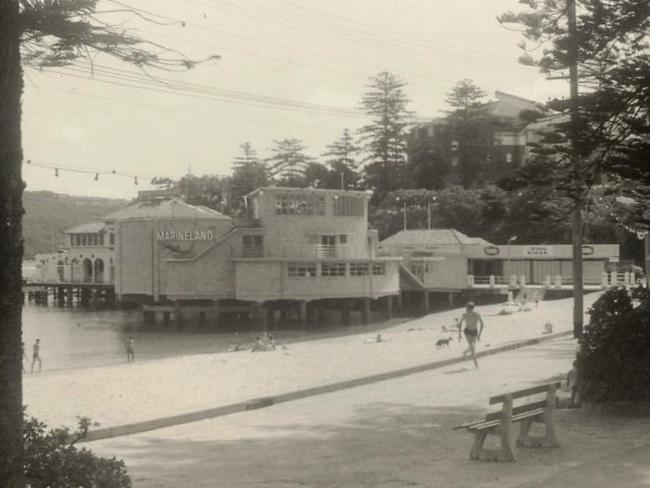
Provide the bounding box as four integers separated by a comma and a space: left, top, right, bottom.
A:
25, 159, 174, 185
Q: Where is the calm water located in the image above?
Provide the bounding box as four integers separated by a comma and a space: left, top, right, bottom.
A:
22, 303, 399, 372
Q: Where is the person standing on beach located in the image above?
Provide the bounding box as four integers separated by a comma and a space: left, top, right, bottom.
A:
31, 339, 42, 373
125, 336, 135, 362
457, 302, 484, 369
21, 342, 28, 373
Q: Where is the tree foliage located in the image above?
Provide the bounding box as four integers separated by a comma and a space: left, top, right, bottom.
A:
267, 138, 315, 187
175, 174, 231, 213
322, 128, 362, 189
24, 415, 131, 488
19, 0, 219, 70
358, 72, 413, 201
499, 0, 650, 226
444, 79, 493, 188
229, 142, 268, 213
577, 286, 650, 403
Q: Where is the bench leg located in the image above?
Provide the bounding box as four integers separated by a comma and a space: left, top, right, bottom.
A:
517, 416, 560, 448
470, 431, 487, 460
542, 412, 560, 447
469, 430, 515, 462
517, 418, 542, 447
498, 423, 515, 462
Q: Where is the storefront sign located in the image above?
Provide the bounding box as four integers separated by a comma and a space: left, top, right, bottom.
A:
484, 246, 500, 256
581, 245, 594, 255
156, 230, 215, 241
523, 246, 552, 257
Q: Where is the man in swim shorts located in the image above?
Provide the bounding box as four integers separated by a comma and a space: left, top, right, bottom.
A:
457, 302, 484, 369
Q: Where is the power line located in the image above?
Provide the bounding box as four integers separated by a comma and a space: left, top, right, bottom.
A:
53, 62, 370, 118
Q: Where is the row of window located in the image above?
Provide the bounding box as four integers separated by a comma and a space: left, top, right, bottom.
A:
70, 232, 115, 247
287, 262, 385, 278
275, 194, 326, 215
274, 194, 365, 217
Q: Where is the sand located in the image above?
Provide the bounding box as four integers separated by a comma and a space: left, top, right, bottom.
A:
23, 293, 601, 430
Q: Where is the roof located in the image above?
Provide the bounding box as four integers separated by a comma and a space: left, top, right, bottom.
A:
103, 197, 231, 222
245, 186, 373, 199
380, 229, 493, 248
63, 222, 106, 234
491, 91, 546, 120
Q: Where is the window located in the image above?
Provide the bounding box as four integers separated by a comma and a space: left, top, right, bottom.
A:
372, 263, 385, 275
321, 262, 346, 277
81, 234, 87, 246
350, 263, 369, 276
288, 263, 316, 278
333, 195, 364, 216
506, 152, 513, 163
91, 234, 98, 246
243, 235, 264, 258
339, 234, 347, 244
275, 193, 325, 215
99, 233, 105, 246
109, 233, 115, 246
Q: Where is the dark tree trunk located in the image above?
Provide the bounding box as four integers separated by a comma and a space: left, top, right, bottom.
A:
0, 0, 25, 486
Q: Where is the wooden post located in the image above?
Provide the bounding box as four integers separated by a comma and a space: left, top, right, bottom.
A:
385, 295, 393, 319
342, 300, 351, 324
423, 290, 430, 315
299, 300, 308, 326
361, 298, 371, 324
543, 384, 560, 447
498, 394, 515, 462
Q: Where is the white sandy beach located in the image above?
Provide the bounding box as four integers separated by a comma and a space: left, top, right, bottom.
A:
23, 293, 601, 430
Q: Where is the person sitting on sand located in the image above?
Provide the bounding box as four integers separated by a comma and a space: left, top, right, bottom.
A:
262, 332, 276, 351
251, 337, 265, 352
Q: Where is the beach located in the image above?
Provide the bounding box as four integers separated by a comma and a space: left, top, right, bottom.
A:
24, 293, 601, 431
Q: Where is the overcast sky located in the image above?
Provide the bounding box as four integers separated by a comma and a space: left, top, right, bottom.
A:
21, 0, 569, 200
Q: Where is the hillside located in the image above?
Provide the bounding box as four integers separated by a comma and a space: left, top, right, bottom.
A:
23, 191, 128, 258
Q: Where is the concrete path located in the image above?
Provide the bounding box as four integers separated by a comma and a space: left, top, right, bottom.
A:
87, 335, 650, 487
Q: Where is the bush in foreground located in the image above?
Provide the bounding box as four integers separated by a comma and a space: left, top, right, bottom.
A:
24, 415, 131, 488
577, 286, 650, 403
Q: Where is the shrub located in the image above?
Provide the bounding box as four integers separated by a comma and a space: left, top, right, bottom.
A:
24, 415, 131, 488
577, 286, 650, 403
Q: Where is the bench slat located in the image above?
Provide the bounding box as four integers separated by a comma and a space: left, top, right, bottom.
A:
489, 382, 561, 405
468, 409, 544, 432
484, 400, 548, 422
455, 407, 545, 432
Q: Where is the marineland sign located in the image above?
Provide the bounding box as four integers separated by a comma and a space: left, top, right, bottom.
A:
156, 230, 216, 242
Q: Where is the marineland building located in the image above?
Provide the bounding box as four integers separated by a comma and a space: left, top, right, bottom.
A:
102, 187, 401, 323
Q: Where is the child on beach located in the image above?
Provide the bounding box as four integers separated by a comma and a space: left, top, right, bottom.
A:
31, 339, 42, 373
457, 303, 484, 369
125, 337, 135, 362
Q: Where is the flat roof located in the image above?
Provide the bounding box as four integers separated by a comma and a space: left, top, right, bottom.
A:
63, 222, 106, 234
245, 186, 373, 199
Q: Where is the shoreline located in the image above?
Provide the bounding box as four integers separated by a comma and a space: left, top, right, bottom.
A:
24, 293, 601, 431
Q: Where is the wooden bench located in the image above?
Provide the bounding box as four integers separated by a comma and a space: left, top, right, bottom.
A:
453, 382, 561, 462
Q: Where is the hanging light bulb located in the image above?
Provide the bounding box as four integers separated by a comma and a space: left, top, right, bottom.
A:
134, 176, 138, 185
54, 168, 59, 177
94, 173, 99, 181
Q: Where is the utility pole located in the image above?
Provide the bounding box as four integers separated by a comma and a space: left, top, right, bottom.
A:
568, 0, 584, 339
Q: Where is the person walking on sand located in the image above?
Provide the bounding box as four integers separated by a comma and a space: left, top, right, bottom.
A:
31, 339, 42, 373
457, 302, 484, 369
125, 336, 135, 362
